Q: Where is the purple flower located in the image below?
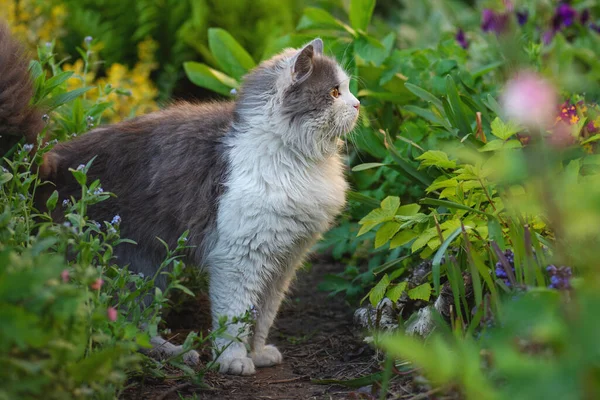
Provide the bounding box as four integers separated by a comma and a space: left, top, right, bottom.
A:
591, 23, 600, 34
555, 3, 577, 28
516, 10, 528, 26
456, 29, 468, 49
482, 9, 510, 34
546, 264, 572, 290
111, 215, 121, 226
542, 30, 555, 45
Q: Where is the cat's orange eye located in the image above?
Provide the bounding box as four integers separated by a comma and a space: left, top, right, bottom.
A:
330, 86, 340, 98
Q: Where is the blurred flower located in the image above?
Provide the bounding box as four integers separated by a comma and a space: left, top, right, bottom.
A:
587, 121, 599, 134
76, 164, 85, 171
501, 71, 558, 128
456, 29, 468, 49
556, 101, 579, 125
546, 265, 572, 289
554, 3, 577, 28
61, 269, 70, 283
91, 278, 104, 291
111, 215, 121, 226
516, 10, 528, 26
23, 143, 34, 152
107, 307, 118, 321
495, 250, 515, 287
542, 30, 555, 45
481, 9, 510, 34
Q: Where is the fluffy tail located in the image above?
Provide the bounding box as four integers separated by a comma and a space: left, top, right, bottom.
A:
0, 21, 44, 155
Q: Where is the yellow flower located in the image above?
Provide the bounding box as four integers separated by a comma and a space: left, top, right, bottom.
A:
570, 115, 579, 125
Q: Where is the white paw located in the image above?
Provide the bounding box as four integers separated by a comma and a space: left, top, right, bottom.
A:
251, 344, 283, 367
218, 356, 256, 375
182, 349, 200, 366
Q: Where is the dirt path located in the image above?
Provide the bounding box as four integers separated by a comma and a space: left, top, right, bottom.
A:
128, 260, 379, 400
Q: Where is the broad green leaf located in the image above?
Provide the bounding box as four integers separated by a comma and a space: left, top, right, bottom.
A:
479, 139, 522, 152
390, 230, 418, 249
416, 150, 456, 169
408, 283, 432, 301
357, 196, 400, 236
375, 221, 401, 248
411, 228, 438, 252
184, 62, 238, 96
403, 105, 452, 130
0, 172, 13, 185
349, 0, 376, 31
397, 204, 420, 216
386, 281, 408, 302
297, 7, 353, 34
369, 274, 390, 306
208, 28, 256, 80
490, 117, 522, 140
445, 75, 471, 135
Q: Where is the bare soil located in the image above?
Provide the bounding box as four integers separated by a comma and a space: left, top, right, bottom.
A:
124, 260, 382, 400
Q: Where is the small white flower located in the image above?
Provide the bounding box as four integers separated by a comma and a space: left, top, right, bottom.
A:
76, 164, 85, 171
62, 199, 70, 207
93, 187, 103, 195
111, 215, 121, 226
23, 144, 34, 152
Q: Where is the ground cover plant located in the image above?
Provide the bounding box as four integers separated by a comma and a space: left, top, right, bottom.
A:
3, 0, 600, 399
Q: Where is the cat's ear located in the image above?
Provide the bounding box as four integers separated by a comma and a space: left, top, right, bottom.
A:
291, 39, 323, 84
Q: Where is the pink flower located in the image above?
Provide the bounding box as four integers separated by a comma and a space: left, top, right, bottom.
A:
90, 278, 104, 291
501, 71, 558, 128
107, 307, 118, 322
61, 269, 70, 283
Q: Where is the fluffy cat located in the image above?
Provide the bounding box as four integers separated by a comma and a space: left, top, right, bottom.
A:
0, 22, 359, 375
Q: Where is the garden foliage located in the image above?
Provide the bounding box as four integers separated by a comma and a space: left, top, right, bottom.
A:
3, 0, 600, 398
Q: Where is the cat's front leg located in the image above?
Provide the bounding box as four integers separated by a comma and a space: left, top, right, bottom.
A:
208, 252, 262, 375
249, 266, 296, 368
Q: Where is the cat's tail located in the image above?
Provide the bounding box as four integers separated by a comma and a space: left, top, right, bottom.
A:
0, 21, 44, 155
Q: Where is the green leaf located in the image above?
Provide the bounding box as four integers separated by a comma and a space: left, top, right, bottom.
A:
184, 62, 238, 96
431, 227, 462, 295
352, 162, 386, 171
347, 191, 380, 209
208, 28, 256, 80
478, 139, 522, 152
384, 131, 433, 188
41, 87, 92, 111
397, 204, 420, 216
490, 117, 522, 140
369, 274, 390, 306
416, 150, 456, 169
375, 221, 401, 248
411, 228, 438, 252
386, 281, 408, 302
408, 283, 432, 301
404, 83, 443, 110
358, 196, 400, 236
403, 105, 452, 130
46, 190, 59, 212
43, 71, 74, 94
297, 7, 353, 34
390, 230, 418, 249
0, 172, 13, 185
349, 0, 376, 31
445, 75, 471, 135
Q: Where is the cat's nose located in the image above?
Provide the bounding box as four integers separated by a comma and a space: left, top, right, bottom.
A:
353, 101, 360, 110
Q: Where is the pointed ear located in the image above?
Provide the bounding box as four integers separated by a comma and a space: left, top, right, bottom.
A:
308, 38, 323, 55
291, 41, 321, 84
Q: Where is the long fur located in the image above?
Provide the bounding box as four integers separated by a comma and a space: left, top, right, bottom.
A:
0, 22, 44, 154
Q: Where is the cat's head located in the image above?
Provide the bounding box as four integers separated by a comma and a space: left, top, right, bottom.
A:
234, 39, 359, 158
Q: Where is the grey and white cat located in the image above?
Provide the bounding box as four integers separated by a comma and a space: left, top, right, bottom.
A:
1, 25, 359, 375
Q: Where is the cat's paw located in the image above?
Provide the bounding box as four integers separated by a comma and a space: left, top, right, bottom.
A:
251, 344, 283, 367
218, 356, 256, 375
182, 349, 200, 366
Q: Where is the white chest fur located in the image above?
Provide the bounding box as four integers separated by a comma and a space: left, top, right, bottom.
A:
213, 132, 347, 269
